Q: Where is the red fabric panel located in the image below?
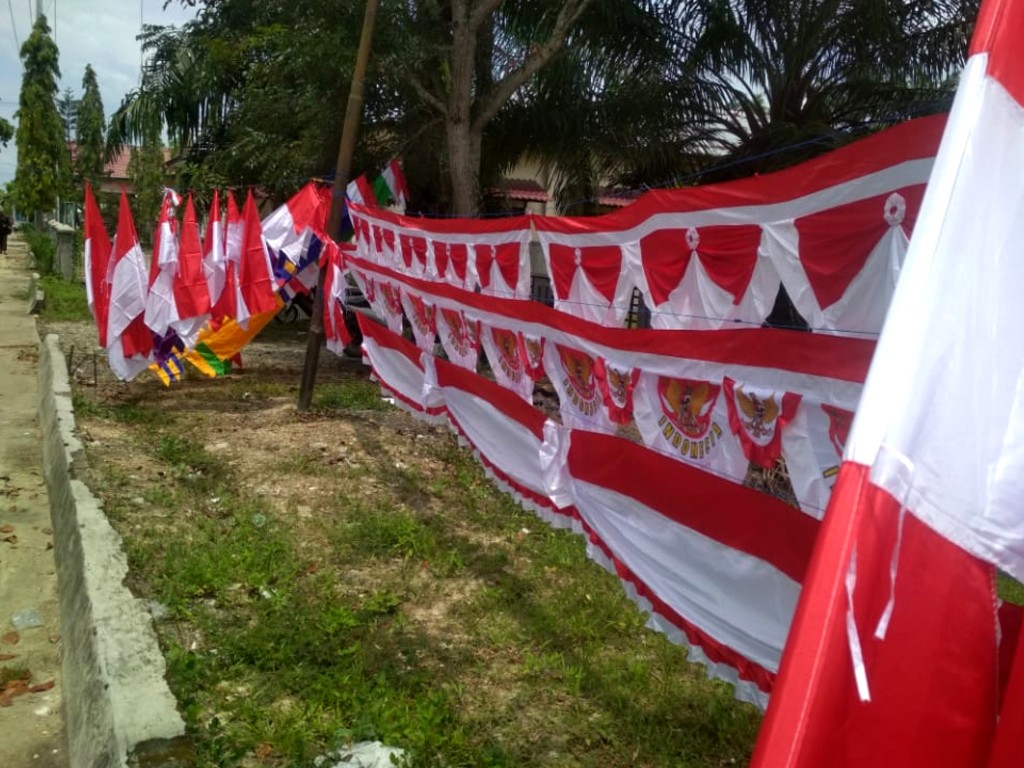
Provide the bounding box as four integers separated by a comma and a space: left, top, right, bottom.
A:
348, 201, 529, 236
84, 185, 112, 348
238, 191, 278, 316
970, 0, 1024, 107
532, 116, 946, 234
120, 313, 153, 357
210, 261, 237, 323
286, 183, 323, 235
752, 462, 999, 768
173, 196, 211, 318
639, 228, 690, 306
346, 254, 876, 383
569, 430, 819, 585
548, 243, 622, 302
795, 185, 926, 310
474, 242, 520, 291
989, 603, 1024, 768
695, 224, 763, 303
432, 241, 468, 282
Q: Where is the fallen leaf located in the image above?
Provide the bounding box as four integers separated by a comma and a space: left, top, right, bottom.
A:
0, 525, 12, 533
2, 535, 17, 544
1, 632, 19, 645
47, 634, 60, 645
0, 654, 15, 661
29, 680, 54, 694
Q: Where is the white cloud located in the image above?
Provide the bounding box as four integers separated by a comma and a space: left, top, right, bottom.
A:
0, 0, 197, 187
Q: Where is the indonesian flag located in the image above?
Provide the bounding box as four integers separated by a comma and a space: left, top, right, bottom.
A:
171, 195, 212, 344
211, 190, 248, 327
237, 189, 278, 324
83, 183, 112, 348
203, 189, 227, 307
106, 191, 153, 380
752, 2, 1024, 765
143, 190, 180, 336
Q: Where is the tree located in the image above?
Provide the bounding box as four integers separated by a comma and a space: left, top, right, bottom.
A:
57, 87, 79, 143
76, 64, 107, 191
127, 114, 167, 246
686, 0, 976, 179
12, 15, 71, 220
0, 115, 12, 152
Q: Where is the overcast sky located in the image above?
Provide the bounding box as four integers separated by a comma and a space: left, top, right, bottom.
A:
0, 0, 197, 186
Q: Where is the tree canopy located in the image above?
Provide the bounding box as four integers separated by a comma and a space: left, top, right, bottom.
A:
76, 64, 107, 192
111, 0, 977, 215
13, 15, 71, 219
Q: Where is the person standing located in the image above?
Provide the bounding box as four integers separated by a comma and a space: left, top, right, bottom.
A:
0, 211, 10, 254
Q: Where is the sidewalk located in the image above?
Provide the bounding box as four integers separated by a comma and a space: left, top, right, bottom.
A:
0, 233, 68, 768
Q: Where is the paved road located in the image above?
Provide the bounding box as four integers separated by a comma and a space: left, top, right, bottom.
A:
0, 233, 68, 768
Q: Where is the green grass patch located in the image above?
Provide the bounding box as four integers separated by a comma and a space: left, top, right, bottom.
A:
72, 393, 173, 426
314, 379, 392, 411
79, 391, 761, 768
39, 275, 90, 321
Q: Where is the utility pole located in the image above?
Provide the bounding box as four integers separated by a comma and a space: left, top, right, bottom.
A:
296, 0, 379, 411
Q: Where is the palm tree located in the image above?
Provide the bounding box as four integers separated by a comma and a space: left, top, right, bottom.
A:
684, 0, 977, 180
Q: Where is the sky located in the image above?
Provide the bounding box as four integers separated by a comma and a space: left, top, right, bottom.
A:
0, 0, 197, 186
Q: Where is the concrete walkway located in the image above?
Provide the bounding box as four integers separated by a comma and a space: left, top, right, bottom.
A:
0, 233, 68, 767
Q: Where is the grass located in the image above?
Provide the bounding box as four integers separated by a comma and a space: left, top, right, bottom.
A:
76, 377, 761, 768
39, 275, 90, 321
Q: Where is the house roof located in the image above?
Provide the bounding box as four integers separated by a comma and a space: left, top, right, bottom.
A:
67, 142, 173, 180
596, 187, 642, 208
487, 178, 550, 202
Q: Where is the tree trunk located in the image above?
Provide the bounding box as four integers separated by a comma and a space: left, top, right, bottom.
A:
447, 119, 482, 216
447, 4, 479, 216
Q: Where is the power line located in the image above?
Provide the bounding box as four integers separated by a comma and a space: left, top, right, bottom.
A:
6, 0, 19, 50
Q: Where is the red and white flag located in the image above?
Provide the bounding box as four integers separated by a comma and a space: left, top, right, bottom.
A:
752, 2, 1024, 765
237, 189, 278, 325
203, 189, 227, 308
83, 183, 112, 347
172, 194, 212, 344
106, 191, 153, 380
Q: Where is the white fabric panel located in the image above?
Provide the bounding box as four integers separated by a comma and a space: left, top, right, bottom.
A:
632, 371, 749, 484
477, 324, 535, 403
782, 400, 847, 519
787, 225, 908, 337
848, 56, 1024, 581
440, 387, 548, 498
361, 335, 426, 410
646, 245, 781, 331
571, 479, 800, 674
542, 342, 616, 433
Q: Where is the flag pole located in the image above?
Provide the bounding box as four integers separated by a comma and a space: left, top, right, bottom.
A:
297, 0, 379, 411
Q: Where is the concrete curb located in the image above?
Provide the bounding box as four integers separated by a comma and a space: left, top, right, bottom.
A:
38, 335, 195, 768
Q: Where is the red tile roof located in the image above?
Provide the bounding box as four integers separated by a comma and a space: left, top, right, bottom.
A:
67, 142, 172, 180
487, 178, 549, 202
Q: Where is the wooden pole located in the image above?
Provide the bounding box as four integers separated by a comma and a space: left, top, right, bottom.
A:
297, 0, 379, 412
